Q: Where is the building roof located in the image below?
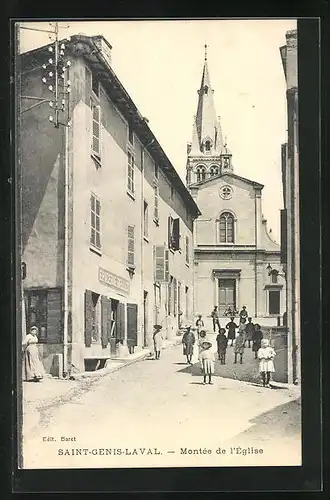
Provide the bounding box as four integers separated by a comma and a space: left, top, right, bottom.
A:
189, 171, 264, 189
20, 34, 201, 218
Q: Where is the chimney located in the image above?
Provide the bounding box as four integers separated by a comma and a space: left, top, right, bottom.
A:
91, 35, 113, 67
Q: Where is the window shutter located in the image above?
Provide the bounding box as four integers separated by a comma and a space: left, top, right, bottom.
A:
84, 290, 93, 347
164, 249, 169, 282
172, 218, 180, 251
280, 209, 287, 264
117, 302, 126, 341
101, 296, 111, 348
127, 225, 135, 266
127, 303, 138, 346
46, 289, 62, 344
168, 216, 173, 249
154, 245, 165, 282
91, 102, 101, 157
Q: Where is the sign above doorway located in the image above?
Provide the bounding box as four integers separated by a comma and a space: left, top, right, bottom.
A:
99, 267, 130, 295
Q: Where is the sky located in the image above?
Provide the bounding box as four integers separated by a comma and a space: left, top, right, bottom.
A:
18, 19, 297, 242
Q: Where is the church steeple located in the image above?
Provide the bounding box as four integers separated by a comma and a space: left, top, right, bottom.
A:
186, 46, 233, 186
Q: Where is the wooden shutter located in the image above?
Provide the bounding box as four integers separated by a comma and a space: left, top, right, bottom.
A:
127, 303, 138, 346
117, 302, 126, 341
280, 209, 287, 264
165, 249, 169, 282
91, 101, 101, 157
154, 245, 165, 282
168, 216, 173, 249
46, 289, 62, 344
172, 218, 180, 250
127, 225, 135, 266
84, 290, 93, 347
101, 296, 111, 348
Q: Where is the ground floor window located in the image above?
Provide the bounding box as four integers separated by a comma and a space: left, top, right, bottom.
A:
25, 288, 62, 343
268, 290, 280, 315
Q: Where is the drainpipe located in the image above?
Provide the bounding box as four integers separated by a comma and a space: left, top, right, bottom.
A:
141, 137, 154, 350
63, 120, 70, 376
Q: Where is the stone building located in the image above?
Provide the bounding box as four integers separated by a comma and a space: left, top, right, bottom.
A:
280, 29, 300, 384
186, 49, 286, 325
19, 34, 200, 375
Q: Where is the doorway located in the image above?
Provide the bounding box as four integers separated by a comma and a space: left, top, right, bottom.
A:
218, 279, 236, 315
110, 299, 119, 356
143, 290, 148, 348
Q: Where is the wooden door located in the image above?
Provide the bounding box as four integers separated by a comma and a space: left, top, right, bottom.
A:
218, 279, 236, 315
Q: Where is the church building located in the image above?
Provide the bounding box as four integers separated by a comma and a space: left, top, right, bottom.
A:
186, 48, 286, 324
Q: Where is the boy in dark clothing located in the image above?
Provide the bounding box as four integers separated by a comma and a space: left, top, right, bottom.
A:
216, 328, 228, 364
244, 317, 255, 348
252, 323, 263, 359
225, 317, 238, 346
211, 306, 221, 333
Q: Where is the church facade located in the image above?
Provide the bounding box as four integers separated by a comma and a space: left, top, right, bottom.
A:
186, 50, 286, 324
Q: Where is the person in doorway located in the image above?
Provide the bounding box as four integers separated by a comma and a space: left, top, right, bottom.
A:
199, 340, 215, 385
244, 317, 255, 348
258, 338, 276, 387
22, 326, 45, 382
225, 317, 238, 347
252, 323, 263, 359
239, 305, 248, 323
153, 324, 163, 360
182, 325, 196, 364
195, 314, 204, 334
216, 328, 228, 364
211, 306, 221, 333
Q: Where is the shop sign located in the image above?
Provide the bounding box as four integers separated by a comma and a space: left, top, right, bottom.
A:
99, 267, 130, 294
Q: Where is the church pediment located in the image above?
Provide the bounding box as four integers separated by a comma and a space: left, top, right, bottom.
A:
189, 172, 264, 189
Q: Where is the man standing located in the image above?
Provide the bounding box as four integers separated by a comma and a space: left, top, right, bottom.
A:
226, 317, 238, 347
244, 317, 255, 348
211, 306, 221, 333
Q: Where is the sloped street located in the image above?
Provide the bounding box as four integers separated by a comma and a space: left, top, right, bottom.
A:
22, 342, 301, 469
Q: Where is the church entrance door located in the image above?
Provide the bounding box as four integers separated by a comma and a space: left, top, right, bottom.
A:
218, 279, 236, 315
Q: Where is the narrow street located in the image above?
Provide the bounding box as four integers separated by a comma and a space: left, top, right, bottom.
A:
22, 342, 301, 469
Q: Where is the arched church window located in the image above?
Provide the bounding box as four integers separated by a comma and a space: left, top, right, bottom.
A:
210, 166, 219, 177
196, 166, 206, 182
219, 212, 234, 243
204, 85, 209, 94
205, 141, 211, 152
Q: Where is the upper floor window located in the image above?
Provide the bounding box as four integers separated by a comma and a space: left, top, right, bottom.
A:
127, 152, 135, 195
219, 212, 234, 243
154, 163, 159, 179
128, 123, 134, 145
210, 166, 219, 177
91, 73, 100, 98
185, 236, 189, 264
143, 200, 149, 239
196, 166, 206, 182
91, 100, 101, 160
127, 225, 135, 267
90, 193, 101, 250
205, 140, 211, 152
154, 184, 159, 222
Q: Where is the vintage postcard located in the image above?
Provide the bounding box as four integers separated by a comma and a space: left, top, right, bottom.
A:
16, 19, 302, 470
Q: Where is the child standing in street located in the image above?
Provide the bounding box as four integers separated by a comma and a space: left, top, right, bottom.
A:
216, 328, 228, 364
258, 338, 276, 387
233, 330, 245, 364
199, 340, 215, 385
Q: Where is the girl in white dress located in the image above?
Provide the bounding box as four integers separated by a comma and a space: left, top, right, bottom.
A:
257, 338, 276, 387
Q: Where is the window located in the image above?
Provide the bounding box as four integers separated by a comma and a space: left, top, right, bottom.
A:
168, 216, 180, 251
91, 73, 99, 97
90, 193, 101, 250
185, 236, 189, 264
170, 185, 174, 200
210, 166, 219, 176
127, 225, 135, 267
219, 212, 234, 243
154, 185, 159, 222
154, 246, 169, 282
128, 123, 134, 145
91, 100, 101, 159
143, 201, 148, 239
155, 163, 159, 179
271, 270, 279, 284
205, 140, 211, 151
196, 166, 206, 182
269, 290, 280, 315
127, 152, 135, 195
25, 288, 62, 343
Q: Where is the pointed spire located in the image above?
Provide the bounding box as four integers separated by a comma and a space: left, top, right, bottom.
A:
194, 45, 224, 153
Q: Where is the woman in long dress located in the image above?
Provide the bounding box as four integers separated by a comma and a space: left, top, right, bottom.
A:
22, 326, 45, 382
199, 340, 215, 385
182, 326, 196, 364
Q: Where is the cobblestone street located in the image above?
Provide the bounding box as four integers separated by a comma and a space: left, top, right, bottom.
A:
22, 342, 301, 469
